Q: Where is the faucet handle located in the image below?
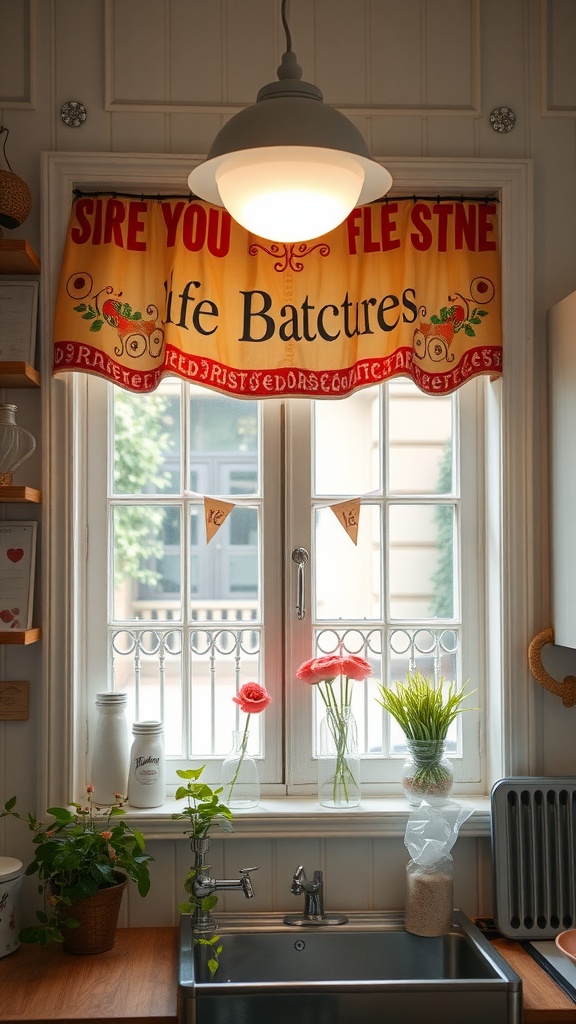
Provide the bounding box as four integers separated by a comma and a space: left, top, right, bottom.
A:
239, 865, 258, 898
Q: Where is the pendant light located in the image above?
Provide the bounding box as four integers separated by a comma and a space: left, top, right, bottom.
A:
188, 0, 392, 243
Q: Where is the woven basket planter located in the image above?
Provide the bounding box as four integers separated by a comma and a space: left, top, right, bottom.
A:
0, 168, 32, 229
61, 872, 128, 955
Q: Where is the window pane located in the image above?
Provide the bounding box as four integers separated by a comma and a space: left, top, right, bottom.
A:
111, 628, 184, 756
314, 504, 381, 620
388, 504, 456, 619
112, 504, 182, 620
190, 506, 260, 620
113, 384, 179, 495
190, 389, 259, 493
189, 627, 262, 757
314, 387, 381, 495
388, 379, 453, 495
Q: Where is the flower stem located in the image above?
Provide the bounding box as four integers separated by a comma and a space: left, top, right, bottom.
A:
225, 714, 251, 803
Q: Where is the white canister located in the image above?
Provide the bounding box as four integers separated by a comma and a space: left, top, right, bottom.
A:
128, 720, 165, 808
90, 691, 129, 805
0, 857, 23, 957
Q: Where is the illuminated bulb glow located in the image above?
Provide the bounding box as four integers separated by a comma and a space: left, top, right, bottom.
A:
214, 147, 365, 242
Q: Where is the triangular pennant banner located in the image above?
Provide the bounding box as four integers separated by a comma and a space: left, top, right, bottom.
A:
329, 499, 361, 545
204, 496, 235, 543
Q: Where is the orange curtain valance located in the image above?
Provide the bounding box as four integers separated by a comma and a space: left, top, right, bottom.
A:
53, 196, 502, 398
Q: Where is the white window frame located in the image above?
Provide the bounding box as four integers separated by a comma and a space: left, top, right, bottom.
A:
40, 152, 535, 835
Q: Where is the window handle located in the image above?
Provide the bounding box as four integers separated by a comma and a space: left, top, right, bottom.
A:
292, 547, 309, 620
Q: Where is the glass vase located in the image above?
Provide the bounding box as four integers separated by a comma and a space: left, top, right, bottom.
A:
318, 706, 361, 808
221, 729, 260, 808
0, 404, 35, 484
402, 739, 453, 804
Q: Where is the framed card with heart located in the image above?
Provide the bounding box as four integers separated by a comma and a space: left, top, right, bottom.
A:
0, 522, 37, 631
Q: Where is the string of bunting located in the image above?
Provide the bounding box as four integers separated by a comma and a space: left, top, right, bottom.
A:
199, 493, 365, 545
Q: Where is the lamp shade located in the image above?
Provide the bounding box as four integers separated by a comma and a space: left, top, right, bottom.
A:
188, 54, 392, 242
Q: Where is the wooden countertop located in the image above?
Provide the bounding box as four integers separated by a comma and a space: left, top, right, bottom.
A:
493, 939, 576, 1024
2, 926, 576, 1023
2, 928, 178, 1024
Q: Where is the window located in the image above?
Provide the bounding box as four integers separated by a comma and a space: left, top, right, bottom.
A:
82, 371, 483, 793
43, 153, 534, 818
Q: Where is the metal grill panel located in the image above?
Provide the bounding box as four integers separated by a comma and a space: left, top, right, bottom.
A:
491, 777, 576, 939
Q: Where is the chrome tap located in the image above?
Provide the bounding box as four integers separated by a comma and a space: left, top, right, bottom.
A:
284, 864, 348, 926
190, 837, 258, 931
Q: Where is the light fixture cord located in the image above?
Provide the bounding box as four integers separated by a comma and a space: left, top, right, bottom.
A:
0, 127, 14, 173
281, 0, 292, 53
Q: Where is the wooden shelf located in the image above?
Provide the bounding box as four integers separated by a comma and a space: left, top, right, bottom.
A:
0, 628, 41, 645
0, 239, 40, 274
0, 485, 41, 502
0, 361, 40, 387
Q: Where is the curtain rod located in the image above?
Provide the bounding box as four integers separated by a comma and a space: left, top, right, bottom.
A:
72, 188, 500, 204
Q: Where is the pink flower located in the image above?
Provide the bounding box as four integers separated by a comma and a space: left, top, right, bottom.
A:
86, 784, 95, 793
101, 830, 113, 840
233, 682, 272, 715
296, 655, 343, 686
341, 656, 371, 681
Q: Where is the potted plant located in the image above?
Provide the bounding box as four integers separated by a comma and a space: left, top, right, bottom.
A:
375, 671, 474, 803
2, 786, 153, 953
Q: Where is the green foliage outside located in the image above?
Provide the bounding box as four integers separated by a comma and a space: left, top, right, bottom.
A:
112, 391, 173, 588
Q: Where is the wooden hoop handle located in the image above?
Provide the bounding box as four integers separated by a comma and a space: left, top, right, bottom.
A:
528, 627, 576, 707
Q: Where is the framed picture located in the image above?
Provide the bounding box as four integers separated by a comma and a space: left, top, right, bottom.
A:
0, 521, 37, 630
0, 281, 39, 364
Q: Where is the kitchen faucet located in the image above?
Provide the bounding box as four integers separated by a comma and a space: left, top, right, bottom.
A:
284, 864, 348, 926
190, 837, 258, 931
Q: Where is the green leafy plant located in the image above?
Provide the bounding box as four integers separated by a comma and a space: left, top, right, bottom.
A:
375, 670, 474, 742
172, 766, 233, 842
1, 787, 153, 945
172, 766, 233, 975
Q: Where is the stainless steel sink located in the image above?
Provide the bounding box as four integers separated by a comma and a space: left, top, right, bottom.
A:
178, 910, 521, 1024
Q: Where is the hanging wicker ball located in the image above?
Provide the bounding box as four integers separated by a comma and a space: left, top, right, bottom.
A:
0, 168, 32, 229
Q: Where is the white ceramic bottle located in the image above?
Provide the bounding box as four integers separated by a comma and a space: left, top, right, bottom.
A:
128, 721, 165, 808
90, 692, 129, 804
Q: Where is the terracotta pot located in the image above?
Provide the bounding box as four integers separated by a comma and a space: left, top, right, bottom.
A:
61, 872, 127, 955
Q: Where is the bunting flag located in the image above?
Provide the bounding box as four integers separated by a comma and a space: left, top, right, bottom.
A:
204, 496, 235, 543
52, 196, 502, 399
329, 498, 361, 545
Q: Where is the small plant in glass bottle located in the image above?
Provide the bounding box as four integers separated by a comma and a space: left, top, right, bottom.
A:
172, 766, 233, 975
375, 671, 475, 804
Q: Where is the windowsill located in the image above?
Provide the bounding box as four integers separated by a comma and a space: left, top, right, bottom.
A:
123, 795, 492, 840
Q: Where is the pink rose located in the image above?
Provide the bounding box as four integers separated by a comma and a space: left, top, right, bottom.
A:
341, 656, 371, 681
101, 830, 113, 841
296, 655, 344, 685
233, 682, 272, 714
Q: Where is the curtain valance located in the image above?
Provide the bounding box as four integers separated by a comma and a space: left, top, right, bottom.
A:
53, 196, 501, 398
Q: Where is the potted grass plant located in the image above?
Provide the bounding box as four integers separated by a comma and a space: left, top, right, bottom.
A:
375, 671, 474, 804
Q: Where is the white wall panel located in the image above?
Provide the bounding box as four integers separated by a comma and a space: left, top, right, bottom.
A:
477, 0, 528, 159
425, 0, 479, 109
0, 0, 35, 108
54, 0, 109, 153
427, 116, 476, 156
169, 1, 225, 105
315, 0, 368, 107
370, 0, 424, 109
541, 0, 576, 113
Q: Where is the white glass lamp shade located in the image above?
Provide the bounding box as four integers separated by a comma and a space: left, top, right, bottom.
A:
215, 147, 365, 242
189, 59, 393, 243
0, 404, 35, 485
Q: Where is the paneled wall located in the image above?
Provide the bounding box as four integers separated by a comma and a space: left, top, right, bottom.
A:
1, 0, 576, 928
